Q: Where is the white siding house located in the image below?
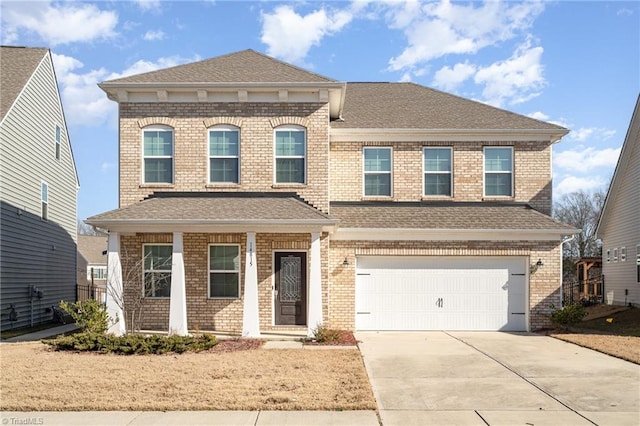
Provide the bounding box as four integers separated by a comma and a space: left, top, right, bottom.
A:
596, 94, 640, 307
0, 46, 79, 331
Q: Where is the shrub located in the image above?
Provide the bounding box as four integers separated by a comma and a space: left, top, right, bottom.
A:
59, 299, 108, 334
311, 325, 342, 343
550, 303, 587, 327
44, 332, 218, 355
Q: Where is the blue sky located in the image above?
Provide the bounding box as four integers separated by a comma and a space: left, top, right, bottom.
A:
1, 0, 638, 221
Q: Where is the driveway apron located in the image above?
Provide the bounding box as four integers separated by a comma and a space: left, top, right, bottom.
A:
356, 331, 639, 426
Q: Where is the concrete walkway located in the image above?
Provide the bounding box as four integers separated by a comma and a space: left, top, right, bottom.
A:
1, 323, 79, 342
357, 331, 640, 426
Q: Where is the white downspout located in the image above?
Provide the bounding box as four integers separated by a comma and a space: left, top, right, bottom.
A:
560, 234, 576, 306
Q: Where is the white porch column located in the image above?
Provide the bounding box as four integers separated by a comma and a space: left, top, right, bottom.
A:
106, 232, 126, 336
168, 232, 188, 336
242, 232, 260, 337
307, 232, 323, 337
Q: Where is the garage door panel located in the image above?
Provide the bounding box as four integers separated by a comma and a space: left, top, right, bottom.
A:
355, 256, 527, 331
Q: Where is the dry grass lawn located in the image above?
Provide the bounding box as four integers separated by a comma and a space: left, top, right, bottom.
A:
0, 342, 376, 411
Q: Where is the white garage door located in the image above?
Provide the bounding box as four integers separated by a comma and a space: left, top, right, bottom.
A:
355, 256, 527, 331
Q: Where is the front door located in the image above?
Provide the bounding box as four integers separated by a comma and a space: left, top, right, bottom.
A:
274, 252, 307, 325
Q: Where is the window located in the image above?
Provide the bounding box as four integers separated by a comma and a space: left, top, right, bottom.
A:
55, 124, 61, 160
143, 127, 173, 184
363, 147, 392, 197
209, 245, 240, 298
87, 266, 107, 280
606, 249, 611, 263
143, 245, 172, 298
636, 244, 640, 283
621, 247, 627, 262
424, 147, 452, 196
274, 126, 306, 184
41, 182, 48, 220
209, 126, 240, 183
613, 248, 619, 262
484, 147, 513, 197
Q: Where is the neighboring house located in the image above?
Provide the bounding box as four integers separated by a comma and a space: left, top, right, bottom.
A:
0, 46, 79, 331
596, 94, 640, 307
77, 234, 108, 302
87, 49, 577, 337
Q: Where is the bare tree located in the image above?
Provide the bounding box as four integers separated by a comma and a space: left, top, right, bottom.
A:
77, 219, 107, 236
553, 189, 606, 259
107, 246, 171, 333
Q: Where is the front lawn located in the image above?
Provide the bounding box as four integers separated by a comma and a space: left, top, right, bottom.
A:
0, 340, 376, 411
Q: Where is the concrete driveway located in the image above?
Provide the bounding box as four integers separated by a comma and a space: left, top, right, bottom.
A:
356, 332, 639, 426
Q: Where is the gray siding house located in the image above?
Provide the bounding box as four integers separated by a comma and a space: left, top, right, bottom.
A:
597, 94, 640, 307
0, 46, 79, 331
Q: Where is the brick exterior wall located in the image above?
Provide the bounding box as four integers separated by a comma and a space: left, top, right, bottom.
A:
329, 141, 552, 215
119, 232, 328, 333
119, 102, 330, 212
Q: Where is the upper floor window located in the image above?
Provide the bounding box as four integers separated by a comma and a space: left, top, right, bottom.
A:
424, 147, 452, 197
209, 126, 240, 184
621, 247, 627, 262
274, 126, 306, 184
363, 147, 392, 197
143, 244, 172, 298
209, 244, 241, 298
484, 147, 513, 197
41, 181, 48, 220
143, 126, 173, 184
55, 124, 61, 160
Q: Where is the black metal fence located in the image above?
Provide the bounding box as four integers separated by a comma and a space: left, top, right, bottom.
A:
77, 284, 107, 305
562, 276, 604, 305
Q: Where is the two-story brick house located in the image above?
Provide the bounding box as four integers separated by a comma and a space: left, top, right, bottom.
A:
87, 49, 577, 336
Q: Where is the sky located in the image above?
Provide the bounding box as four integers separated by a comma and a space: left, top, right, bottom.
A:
1, 0, 638, 221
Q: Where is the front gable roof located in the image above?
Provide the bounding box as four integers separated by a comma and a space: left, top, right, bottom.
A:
0, 46, 49, 121
596, 94, 640, 238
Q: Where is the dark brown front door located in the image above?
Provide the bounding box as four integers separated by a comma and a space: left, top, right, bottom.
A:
274, 252, 307, 326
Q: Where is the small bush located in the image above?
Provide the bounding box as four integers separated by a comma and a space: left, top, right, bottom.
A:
44, 332, 218, 355
59, 299, 108, 334
550, 303, 587, 327
310, 325, 342, 343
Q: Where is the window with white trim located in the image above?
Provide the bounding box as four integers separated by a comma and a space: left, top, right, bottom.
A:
55, 124, 61, 160
143, 245, 172, 298
87, 266, 107, 280
274, 126, 306, 184
484, 147, 513, 197
606, 249, 611, 263
209, 245, 240, 298
209, 126, 240, 183
613, 247, 618, 262
424, 147, 452, 196
620, 246, 626, 262
143, 126, 173, 184
363, 147, 392, 197
41, 181, 48, 220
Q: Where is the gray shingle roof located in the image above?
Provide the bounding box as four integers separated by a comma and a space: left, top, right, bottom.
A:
77, 235, 108, 264
87, 193, 334, 224
102, 49, 337, 85
332, 82, 566, 131
0, 46, 48, 121
330, 201, 578, 232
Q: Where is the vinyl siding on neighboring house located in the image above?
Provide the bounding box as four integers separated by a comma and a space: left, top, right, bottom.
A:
599, 106, 640, 307
0, 49, 78, 331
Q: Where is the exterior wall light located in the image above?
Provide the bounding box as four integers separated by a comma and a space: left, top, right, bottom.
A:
342, 257, 349, 267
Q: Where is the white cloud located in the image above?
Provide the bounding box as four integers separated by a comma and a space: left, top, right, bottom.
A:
135, 0, 162, 12
387, 0, 545, 72
473, 39, 545, 107
567, 127, 616, 142
143, 30, 165, 41
261, 5, 353, 64
101, 162, 116, 174
617, 8, 633, 17
432, 61, 476, 91
554, 175, 607, 197
554, 147, 621, 172
1, 1, 117, 46
52, 53, 199, 128
527, 111, 549, 121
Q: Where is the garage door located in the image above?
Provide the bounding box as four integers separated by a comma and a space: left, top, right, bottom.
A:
355, 256, 527, 331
